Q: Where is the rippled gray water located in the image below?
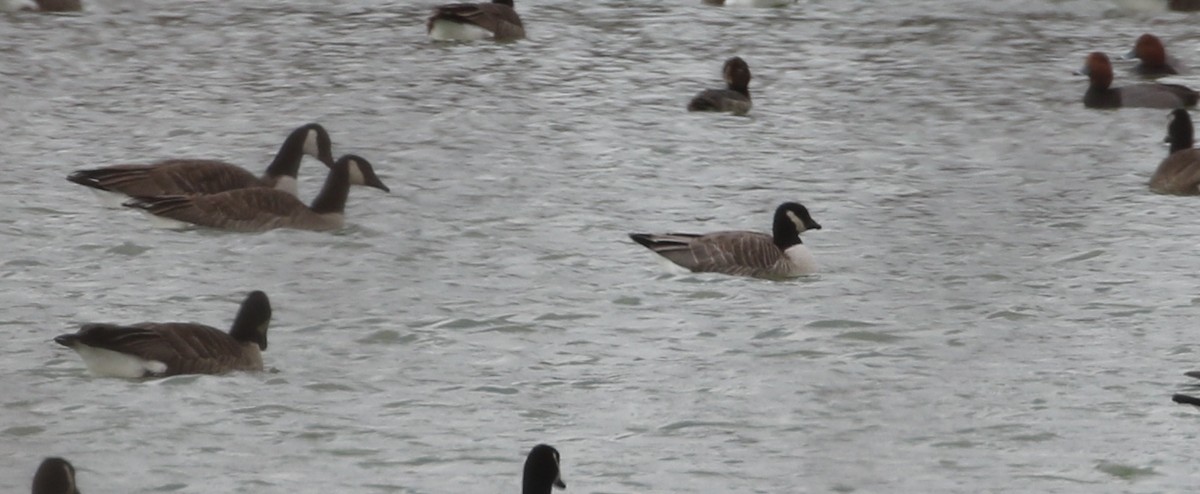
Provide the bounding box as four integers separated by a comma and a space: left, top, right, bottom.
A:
4, 0, 1200, 492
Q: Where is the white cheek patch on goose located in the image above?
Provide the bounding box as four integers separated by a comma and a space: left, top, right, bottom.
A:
348, 161, 366, 185
302, 129, 321, 158
786, 210, 805, 231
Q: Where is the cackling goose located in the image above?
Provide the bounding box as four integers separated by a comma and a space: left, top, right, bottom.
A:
122, 155, 380, 232
629, 202, 822, 279
523, 444, 566, 494
32, 458, 79, 494
427, 0, 525, 42
687, 57, 752, 115
54, 291, 271, 378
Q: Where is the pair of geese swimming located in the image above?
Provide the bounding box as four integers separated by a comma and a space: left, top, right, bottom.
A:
31, 445, 566, 494
68, 123, 391, 232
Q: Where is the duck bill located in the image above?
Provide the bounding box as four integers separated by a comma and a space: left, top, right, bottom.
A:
555, 477, 566, 489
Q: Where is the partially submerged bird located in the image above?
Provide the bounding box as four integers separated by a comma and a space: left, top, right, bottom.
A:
1149, 108, 1200, 195
1123, 33, 1186, 78
67, 123, 386, 206
427, 0, 525, 42
1076, 52, 1197, 109
687, 57, 753, 115
54, 290, 271, 378
701, 0, 792, 6
523, 444, 566, 494
32, 457, 80, 494
629, 202, 822, 280
122, 155, 382, 232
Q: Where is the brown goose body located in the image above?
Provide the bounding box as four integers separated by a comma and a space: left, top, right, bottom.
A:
1151, 109, 1200, 195
427, 0, 525, 41
122, 155, 378, 232
629, 202, 822, 280
32, 458, 80, 494
53, 291, 271, 378
67, 123, 339, 202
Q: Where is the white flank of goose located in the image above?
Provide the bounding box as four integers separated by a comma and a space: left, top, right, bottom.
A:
54, 291, 271, 378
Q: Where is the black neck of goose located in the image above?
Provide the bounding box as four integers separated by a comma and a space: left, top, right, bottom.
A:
772, 212, 802, 250
1171, 113, 1195, 154
727, 83, 750, 98
229, 291, 271, 350
263, 128, 310, 179
310, 162, 351, 215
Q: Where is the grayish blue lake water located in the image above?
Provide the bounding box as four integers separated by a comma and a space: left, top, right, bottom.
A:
3, 0, 1200, 492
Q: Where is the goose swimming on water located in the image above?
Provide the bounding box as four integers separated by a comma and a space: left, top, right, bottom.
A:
67, 124, 388, 206
54, 291, 272, 378
122, 155, 382, 232
629, 202, 822, 279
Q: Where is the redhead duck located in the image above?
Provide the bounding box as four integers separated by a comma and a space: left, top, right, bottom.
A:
687, 57, 752, 115
1123, 34, 1186, 77
1076, 52, 1198, 109
427, 0, 524, 42
1149, 109, 1200, 194
629, 202, 821, 280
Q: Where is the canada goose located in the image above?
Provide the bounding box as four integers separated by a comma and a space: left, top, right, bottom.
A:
67, 123, 386, 206
1150, 109, 1200, 195
629, 202, 822, 279
523, 444, 566, 494
122, 155, 379, 232
54, 291, 271, 378
427, 0, 525, 42
687, 57, 752, 115
32, 458, 79, 494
